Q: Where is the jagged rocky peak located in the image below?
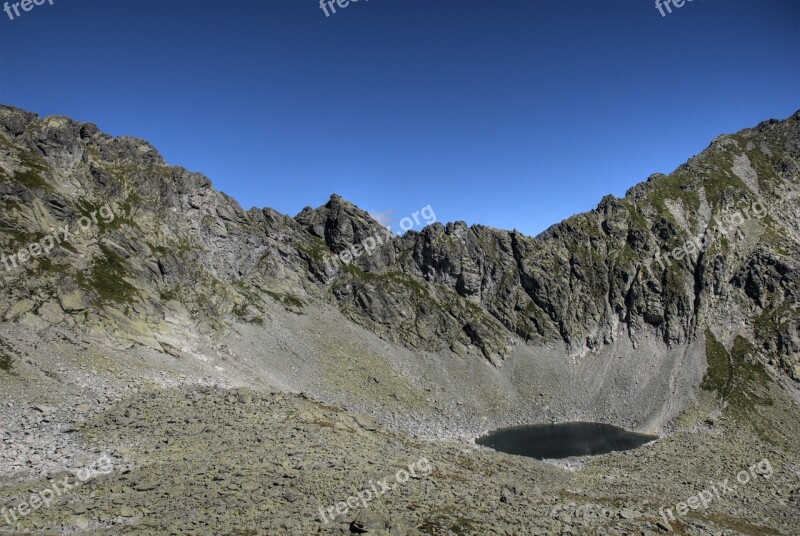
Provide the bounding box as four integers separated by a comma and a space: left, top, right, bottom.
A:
296, 193, 388, 254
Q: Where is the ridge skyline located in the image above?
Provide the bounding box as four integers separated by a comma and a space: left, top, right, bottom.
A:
6, 104, 798, 241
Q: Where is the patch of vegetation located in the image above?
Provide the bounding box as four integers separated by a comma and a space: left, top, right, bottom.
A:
118, 191, 143, 219
397, 250, 413, 265
6, 149, 52, 192
228, 282, 264, 320
663, 268, 691, 297
232, 302, 264, 325
10, 168, 50, 191
149, 243, 170, 257
645, 171, 702, 221
702, 329, 733, 395
734, 133, 786, 191
382, 271, 428, 295
0, 337, 13, 372
615, 243, 640, 266
623, 201, 650, 232
297, 236, 330, 262
282, 294, 303, 308
418, 508, 477, 536
78, 245, 138, 305
264, 290, 304, 309
0, 350, 11, 371
753, 308, 778, 342
717, 235, 730, 254
345, 265, 431, 298
76, 199, 123, 232
702, 175, 746, 210
160, 287, 179, 302
342, 263, 377, 280
753, 217, 794, 255
439, 286, 483, 319
702, 330, 772, 416
567, 214, 603, 237
1, 229, 47, 253
0, 197, 20, 211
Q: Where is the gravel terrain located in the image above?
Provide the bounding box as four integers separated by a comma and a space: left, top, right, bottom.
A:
1, 324, 798, 535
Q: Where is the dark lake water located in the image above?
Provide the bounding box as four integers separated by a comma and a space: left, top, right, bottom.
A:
476, 422, 657, 459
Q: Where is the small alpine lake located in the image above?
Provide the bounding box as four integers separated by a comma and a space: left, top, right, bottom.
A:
476, 422, 657, 459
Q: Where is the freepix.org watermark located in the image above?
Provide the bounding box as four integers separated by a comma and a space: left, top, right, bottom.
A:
3, 0, 54, 21
318, 457, 432, 525
653, 198, 769, 270
1, 453, 115, 527
323, 205, 436, 275
658, 458, 773, 530
655, 0, 695, 18
319, 0, 366, 18
1, 204, 115, 277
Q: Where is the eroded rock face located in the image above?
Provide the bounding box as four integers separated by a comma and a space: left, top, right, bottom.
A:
0, 104, 798, 379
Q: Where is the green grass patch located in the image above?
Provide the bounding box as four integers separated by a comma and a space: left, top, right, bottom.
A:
0, 337, 13, 372
75, 200, 123, 232
382, 271, 428, 294
11, 168, 50, 191
343, 263, 378, 280
753, 308, 778, 342
264, 290, 303, 309
150, 244, 170, 257
702, 330, 772, 416
5, 149, 52, 192
645, 172, 702, 221
344, 264, 430, 296
397, 250, 413, 265
0, 349, 11, 371
78, 245, 138, 305
1, 229, 47, 252
298, 236, 330, 262
232, 302, 264, 325
118, 191, 143, 219
160, 287, 179, 302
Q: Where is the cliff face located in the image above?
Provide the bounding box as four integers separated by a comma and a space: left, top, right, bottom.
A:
1, 105, 798, 380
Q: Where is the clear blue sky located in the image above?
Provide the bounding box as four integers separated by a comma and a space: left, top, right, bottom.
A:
1, 0, 798, 236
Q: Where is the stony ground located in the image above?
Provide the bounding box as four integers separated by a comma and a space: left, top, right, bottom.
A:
1, 322, 799, 536
1, 377, 798, 535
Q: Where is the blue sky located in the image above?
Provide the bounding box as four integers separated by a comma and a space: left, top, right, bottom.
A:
1, 0, 798, 236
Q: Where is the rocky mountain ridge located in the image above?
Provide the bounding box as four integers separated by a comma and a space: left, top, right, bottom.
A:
1, 104, 798, 383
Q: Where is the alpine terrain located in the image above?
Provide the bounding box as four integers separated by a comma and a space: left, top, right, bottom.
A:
0, 104, 798, 535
